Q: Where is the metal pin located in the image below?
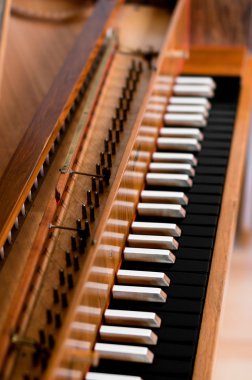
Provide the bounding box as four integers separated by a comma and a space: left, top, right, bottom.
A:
159, 127, 203, 140
87, 190, 92, 205
61, 292, 68, 308
99, 325, 157, 345
59, 269, 65, 286
117, 269, 170, 286
76, 219, 82, 236
39, 329, 46, 345
124, 247, 176, 264
94, 342, 153, 363
21, 204, 26, 216
67, 273, 74, 289
116, 129, 120, 143
137, 202, 186, 218
34, 178, 38, 189
131, 221, 181, 236
73, 255, 80, 272
104, 309, 161, 328
149, 163, 195, 176
90, 205, 95, 222
15, 217, 19, 229
53, 288, 59, 304
79, 237, 86, 254
46, 309, 53, 324
152, 152, 197, 165
100, 152, 105, 166
96, 163, 101, 175
112, 117, 117, 130
108, 128, 113, 141
164, 113, 206, 127
94, 192, 100, 208
92, 177, 97, 192
55, 313, 61, 329
104, 139, 109, 153
146, 173, 193, 187
119, 118, 124, 132
112, 285, 167, 303
112, 141, 116, 155
85, 220, 90, 237
82, 204, 87, 220
65, 251, 72, 267
40, 165, 44, 177
127, 234, 178, 250
86, 373, 143, 380
99, 178, 104, 194
107, 152, 112, 168
169, 96, 211, 108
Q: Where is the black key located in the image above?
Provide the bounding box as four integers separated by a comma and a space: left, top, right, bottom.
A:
203, 132, 232, 141
155, 326, 197, 343
179, 214, 218, 226
201, 141, 230, 150
186, 204, 220, 215
121, 260, 209, 274
168, 272, 207, 286
177, 247, 212, 261
196, 166, 226, 175
188, 184, 223, 195
178, 235, 214, 248
165, 285, 205, 299
153, 342, 195, 359
193, 175, 224, 184
197, 157, 227, 166
203, 125, 233, 133
189, 193, 221, 205
199, 149, 230, 158
156, 311, 200, 328
181, 225, 216, 237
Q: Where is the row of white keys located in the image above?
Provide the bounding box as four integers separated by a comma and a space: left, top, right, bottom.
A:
89, 77, 215, 374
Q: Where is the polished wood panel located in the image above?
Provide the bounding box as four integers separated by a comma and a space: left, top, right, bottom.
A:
190, 0, 252, 46
0, 0, 117, 250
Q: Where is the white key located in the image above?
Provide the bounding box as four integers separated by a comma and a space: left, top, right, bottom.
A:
104, 309, 161, 328
127, 234, 178, 250
176, 76, 216, 88
94, 342, 154, 363
169, 96, 211, 108
146, 103, 165, 112
152, 152, 197, 165
164, 113, 206, 127
173, 84, 214, 97
141, 190, 188, 204
166, 104, 208, 117
99, 325, 158, 345
86, 373, 143, 380
159, 127, 203, 140
112, 285, 167, 302
157, 137, 201, 152
55, 368, 82, 380
117, 269, 170, 287
137, 203, 186, 218
143, 112, 162, 124
146, 173, 192, 187
123, 247, 176, 264
149, 163, 195, 176
131, 221, 181, 236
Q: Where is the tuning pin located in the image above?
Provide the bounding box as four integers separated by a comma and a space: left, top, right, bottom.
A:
48, 334, 55, 349
55, 188, 61, 204
71, 235, 77, 251
65, 251, 72, 267
67, 273, 74, 289
79, 237, 86, 254
108, 128, 113, 141
103, 167, 110, 186
116, 129, 120, 143
99, 178, 104, 194
76, 219, 82, 237
137, 61, 143, 72
85, 220, 90, 237
107, 152, 112, 168
55, 313, 61, 329
112, 141, 116, 155
59, 269, 65, 286
23, 373, 30, 380
53, 288, 59, 304
112, 117, 117, 130
89, 205, 95, 222
82, 204, 87, 220
46, 309, 53, 325
38, 330, 46, 345
115, 108, 120, 119
96, 163, 101, 176
100, 152, 105, 166
104, 139, 109, 153
91, 177, 97, 192
86, 190, 92, 206
119, 118, 124, 132
32, 351, 40, 367
94, 192, 100, 208
61, 292, 68, 308
73, 255, 80, 272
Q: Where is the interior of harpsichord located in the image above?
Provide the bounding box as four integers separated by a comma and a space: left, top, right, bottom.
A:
0, 1, 251, 380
